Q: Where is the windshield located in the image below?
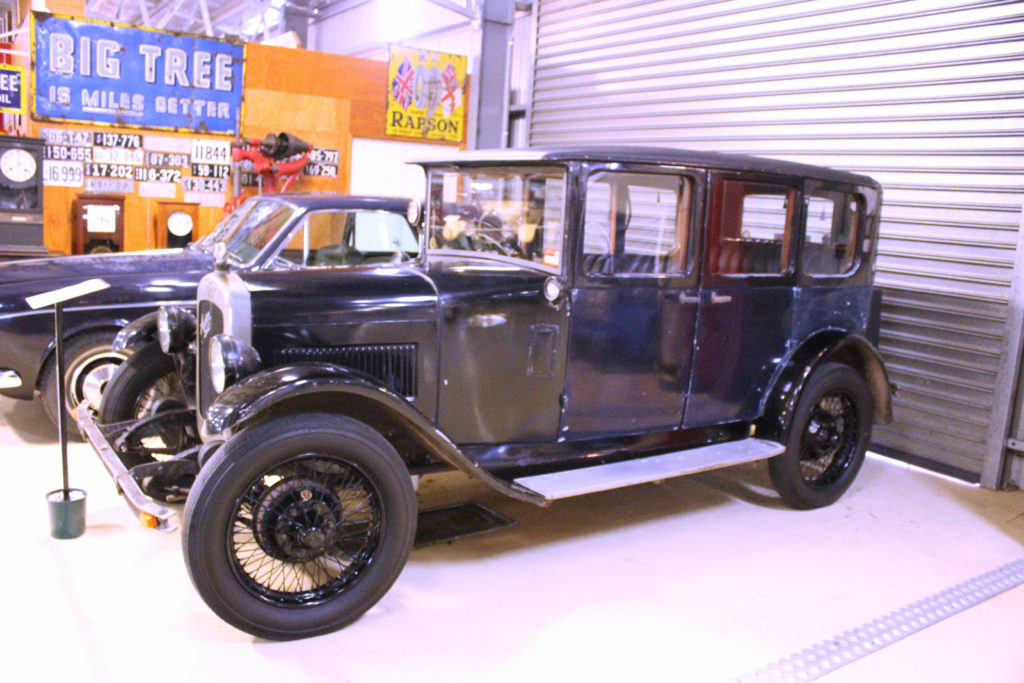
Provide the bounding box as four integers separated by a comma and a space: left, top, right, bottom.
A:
191, 201, 253, 251
219, 199, 299, 266
426, 166, 566, 271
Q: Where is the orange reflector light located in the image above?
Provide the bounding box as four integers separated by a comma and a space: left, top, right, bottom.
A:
139, 513, 159, 529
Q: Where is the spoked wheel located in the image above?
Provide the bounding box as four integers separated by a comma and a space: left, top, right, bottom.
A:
183, 413, 416, 640
98, 341, 195, 467
769, 362, 872, 509
99, 342, 184, 423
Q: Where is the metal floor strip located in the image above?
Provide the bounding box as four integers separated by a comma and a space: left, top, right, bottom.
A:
734, 556, 1024, 682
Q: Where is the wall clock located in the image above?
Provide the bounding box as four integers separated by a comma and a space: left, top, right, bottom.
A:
0, 135, 45, 257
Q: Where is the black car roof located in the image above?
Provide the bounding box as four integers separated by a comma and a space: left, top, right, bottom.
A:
413, 146, 880, 189
257, 194, 411, 213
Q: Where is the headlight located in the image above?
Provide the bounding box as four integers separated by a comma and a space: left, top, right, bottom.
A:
209, 334, 260, 393
157, 305, 196, 354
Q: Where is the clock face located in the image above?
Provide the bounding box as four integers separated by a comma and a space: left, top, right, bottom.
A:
0, 148, 37, 184
167, 210, 194, 237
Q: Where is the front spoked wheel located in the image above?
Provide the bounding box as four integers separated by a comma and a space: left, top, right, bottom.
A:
769, 362, 872, 509
182, 413, 416, 640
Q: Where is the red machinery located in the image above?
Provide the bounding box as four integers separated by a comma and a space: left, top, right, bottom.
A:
226, 132, 311, 212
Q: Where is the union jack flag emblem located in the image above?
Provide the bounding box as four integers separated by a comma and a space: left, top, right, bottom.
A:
440, 63, 462, 117
391, 57, 414, 110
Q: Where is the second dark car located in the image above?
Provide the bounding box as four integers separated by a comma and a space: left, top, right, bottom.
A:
0, 194, 418, 431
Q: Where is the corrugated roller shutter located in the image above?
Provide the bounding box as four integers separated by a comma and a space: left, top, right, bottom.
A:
529, 0, 1024, 485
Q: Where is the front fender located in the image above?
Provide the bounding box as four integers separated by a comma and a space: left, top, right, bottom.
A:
202, 363, 548, 506
113, 312, 159, 352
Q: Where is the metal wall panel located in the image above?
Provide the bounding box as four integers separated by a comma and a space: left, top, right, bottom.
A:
529, 0, 1024, 485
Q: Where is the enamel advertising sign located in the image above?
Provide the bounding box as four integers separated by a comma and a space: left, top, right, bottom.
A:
32, 12, 244, 135
386, 45, 466, 143
0, 65, 26, 114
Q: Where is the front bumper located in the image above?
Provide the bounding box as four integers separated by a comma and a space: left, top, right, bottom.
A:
74, 402, 178, 532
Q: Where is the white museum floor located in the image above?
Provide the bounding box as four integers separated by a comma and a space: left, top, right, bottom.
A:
3, 393, 1023, 683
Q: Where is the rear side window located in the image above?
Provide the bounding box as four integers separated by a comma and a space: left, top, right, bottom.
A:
712, 180, 796, 275
802, 192, 861, 277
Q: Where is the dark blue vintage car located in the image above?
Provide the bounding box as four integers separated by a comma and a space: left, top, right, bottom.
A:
0, 194, 417, 431
80, 147, 891, 641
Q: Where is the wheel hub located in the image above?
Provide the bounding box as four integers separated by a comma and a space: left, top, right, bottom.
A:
807, 411, 841, 457
71, 352, 126, 410
253, 478, 343, 562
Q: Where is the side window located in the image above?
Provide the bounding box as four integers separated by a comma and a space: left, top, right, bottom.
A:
712, 180, 795, 275
582, 172, 691, 276
276, 211, 351, 267
274, 211, 417, 268
802, 191, 861, 277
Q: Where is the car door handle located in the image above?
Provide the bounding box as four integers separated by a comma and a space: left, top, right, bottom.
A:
710, 293, 733, 304
677, 293, 700, 304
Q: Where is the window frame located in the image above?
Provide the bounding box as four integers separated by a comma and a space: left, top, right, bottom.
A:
576, 163, 702, 287
704, 172, 801, 287
799, 180, 868, 284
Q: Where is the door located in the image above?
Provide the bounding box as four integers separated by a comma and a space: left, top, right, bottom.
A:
562, 167, 701, 437
684, 174, 800, 428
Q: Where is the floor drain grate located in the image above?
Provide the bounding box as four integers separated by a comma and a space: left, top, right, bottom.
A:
414, 502, 516, 548
735, 556, 1024, 682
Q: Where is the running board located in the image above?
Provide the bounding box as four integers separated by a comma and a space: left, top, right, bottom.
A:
513, 438, 785, 501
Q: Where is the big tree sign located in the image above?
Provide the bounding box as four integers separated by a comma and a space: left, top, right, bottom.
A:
32, 12, 244, 135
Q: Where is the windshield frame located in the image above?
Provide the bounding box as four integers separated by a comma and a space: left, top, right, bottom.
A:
218, 197, 304, 268
423, 163, 569, 274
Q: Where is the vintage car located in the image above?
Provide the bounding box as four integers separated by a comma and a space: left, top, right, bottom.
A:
0, 194, 416, 432
79, 146, 890, 641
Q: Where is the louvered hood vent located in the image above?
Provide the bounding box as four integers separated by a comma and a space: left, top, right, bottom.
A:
276, 344, 418, 398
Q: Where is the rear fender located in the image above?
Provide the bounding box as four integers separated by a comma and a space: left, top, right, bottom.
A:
202, 363, 548, 506
758, 332, 892, 442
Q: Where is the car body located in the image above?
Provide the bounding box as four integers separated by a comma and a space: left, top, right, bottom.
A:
0, 194, 417, 429
80, 146, 890, 640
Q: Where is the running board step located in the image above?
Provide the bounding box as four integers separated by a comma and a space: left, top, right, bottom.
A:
513, 438, 785, 501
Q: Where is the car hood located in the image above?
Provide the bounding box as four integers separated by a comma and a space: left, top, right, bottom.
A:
0, 248, 213, 316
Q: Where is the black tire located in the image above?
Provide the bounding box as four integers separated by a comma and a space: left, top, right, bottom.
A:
182, 413, 417, 640
39, 330, 126, 437
769, 362, 872, 510
98, 342, 181, 423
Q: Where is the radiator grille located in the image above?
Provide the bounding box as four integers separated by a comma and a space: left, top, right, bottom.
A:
276, 344, 418, 398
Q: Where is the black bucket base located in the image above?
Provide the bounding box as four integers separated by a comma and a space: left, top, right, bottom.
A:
47, 488, 87, 539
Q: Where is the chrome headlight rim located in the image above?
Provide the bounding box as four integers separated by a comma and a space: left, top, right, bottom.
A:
157, 305, 196, 354
209, 334, 260, 393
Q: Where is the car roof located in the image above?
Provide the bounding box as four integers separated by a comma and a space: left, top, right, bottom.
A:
412, 146, 880, 188
253, 194, 411, 213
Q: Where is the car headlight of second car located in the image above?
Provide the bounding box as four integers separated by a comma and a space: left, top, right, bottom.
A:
209, 334, 261, 392
157, 305, 196, 354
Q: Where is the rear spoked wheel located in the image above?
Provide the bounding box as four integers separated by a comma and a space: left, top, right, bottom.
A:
183, 413, 416, 640
769, 362, 872, 509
